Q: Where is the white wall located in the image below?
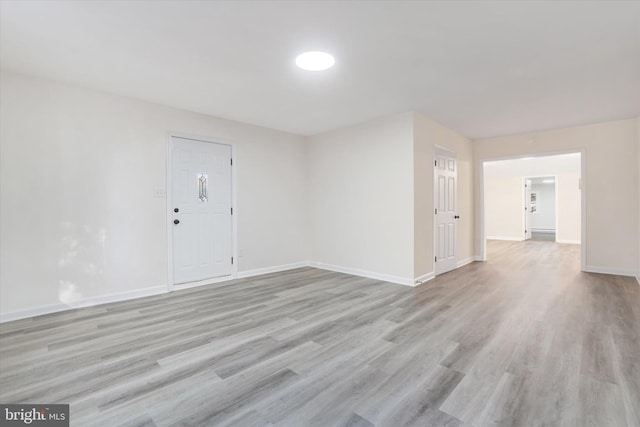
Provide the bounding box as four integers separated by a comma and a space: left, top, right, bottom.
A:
530, 182, 556, 231
0, 70, 309, 319
556, 173, 581, 244
308, 113, 415, 283
413, 113, 474, 279
474, 119, 638, 276
307, 113, 474, 284
485, 176, 524, 240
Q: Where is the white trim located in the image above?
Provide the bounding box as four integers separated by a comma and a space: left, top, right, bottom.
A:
166, 134, 173, 291
456, 257, 476, 268
236, 262, 309, 279
2, 261, 431, 323
583, 266, 637, 277
231, 143, 238, 278
486, 236, 523, 241
166, 132, 238, 291
531, 228, 556, 233
474, 255, 484, 262
415, 272, 435, 285
556, 239, 581, 245
523, 174, 558, 240
173, 275, 233, 290
0, 286, 166, 323
309, 262, 415, 287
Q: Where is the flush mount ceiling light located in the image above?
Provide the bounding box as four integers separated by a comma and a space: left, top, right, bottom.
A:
295, 51, 335, 71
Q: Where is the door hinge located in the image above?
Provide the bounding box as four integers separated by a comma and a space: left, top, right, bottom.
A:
435, 160, 437, 167
435, 256, 437, 262
230, 158, 233, 166
231, 257, 234, 265
231, 207, 233, 215
435, 208, 438, 215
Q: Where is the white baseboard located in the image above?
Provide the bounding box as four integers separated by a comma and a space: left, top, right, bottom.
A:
556, 239, 581, 244
456, 257, 476, 268
173, 275, 233, 290
0, 285, 166, 323
474, 255, 485, 262
531, 228, 556, 233
236, 262, 309, 279
583, 265, 637, 277
309, 262, 415, 287
174, 262, 311, 290
486, 236, 523, 241
414, 272, 435, 285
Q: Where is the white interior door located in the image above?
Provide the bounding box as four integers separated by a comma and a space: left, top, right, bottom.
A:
524, 178, 532, 240
171, 137, 232, 285
434, 148, 458, 276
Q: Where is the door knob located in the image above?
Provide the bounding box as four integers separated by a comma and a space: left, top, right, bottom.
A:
454, 215, 460, 219
174, 208, 179, 213
174, 219, 180, 225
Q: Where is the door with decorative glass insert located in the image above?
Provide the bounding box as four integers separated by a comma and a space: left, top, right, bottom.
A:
434, 147, 457, 276
171, 136, 232, 284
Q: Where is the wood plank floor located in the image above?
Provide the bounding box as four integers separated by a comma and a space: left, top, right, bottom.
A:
1, 241, 639, 426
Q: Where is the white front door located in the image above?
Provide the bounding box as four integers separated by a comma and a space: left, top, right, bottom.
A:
524, 178, 532, 240
434, 148, 457, 276
171, 136, 232, 285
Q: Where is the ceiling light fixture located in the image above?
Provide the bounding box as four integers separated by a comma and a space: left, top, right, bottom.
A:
295, 51, 335, 71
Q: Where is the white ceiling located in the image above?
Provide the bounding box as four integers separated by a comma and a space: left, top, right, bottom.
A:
1, 1, 639, 138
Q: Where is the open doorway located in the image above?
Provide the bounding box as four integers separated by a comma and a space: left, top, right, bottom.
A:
481, 152, 584, 267
527, 176, 556, 241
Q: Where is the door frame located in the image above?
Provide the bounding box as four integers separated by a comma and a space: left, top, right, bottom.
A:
166, 132, 238, 292
478, 149, 586, 271
524, 178, 532, 240
433, 145, 458, 276
523, 175, 558, 241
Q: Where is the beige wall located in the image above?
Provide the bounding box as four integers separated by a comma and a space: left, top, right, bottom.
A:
556, 172, 581, 244
308, 112, 474, 284
637, 116, 640, 282
483, 154, 581, 243
308, 113, 415, 283
3, 69, 635, 321
474, 118, 639, 276
0, 70, 309, 319
485, 176, 524, 240
414, 114, 474, 279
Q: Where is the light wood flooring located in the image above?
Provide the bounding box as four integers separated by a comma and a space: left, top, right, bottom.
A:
1, 241, 639, 426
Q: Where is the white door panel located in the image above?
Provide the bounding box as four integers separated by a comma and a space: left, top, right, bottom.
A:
171, 137, 232, 284
435, 148, 458, 276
